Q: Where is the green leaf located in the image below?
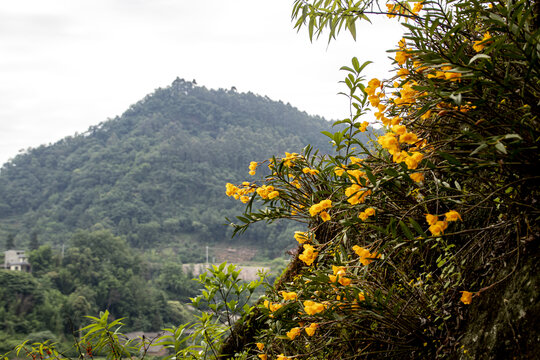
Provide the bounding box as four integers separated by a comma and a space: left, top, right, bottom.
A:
494, 141, 507, 154
399, 221, 415, 241
352, 57, 360, 73
469, 53, 491, 64
408, 218, 427, 238
437, 151, 461, 165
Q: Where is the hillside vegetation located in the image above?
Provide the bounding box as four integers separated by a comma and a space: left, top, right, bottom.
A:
0, 80, 346, 258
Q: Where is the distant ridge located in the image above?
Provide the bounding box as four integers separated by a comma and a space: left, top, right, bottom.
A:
0, 79, 364, 258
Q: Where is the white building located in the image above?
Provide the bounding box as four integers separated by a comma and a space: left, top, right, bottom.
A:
3, 250, 31, 272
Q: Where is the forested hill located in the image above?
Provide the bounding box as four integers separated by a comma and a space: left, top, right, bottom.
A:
0, 78, 349, 258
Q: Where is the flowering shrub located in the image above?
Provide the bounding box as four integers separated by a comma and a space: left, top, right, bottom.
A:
223, 0, 539, 358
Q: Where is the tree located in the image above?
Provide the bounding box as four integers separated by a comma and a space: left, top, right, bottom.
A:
29, 232, 39, 251
5, 233, 15, 249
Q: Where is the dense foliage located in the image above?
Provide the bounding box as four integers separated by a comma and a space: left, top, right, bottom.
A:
0, 230, 197, 353
217, 0, 538, 358
0, 80, 346, 258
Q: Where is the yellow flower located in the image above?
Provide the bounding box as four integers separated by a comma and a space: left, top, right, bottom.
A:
425, 214, 438, 225
369, 95, 380, 107
400, 132, 419, 144
294, 231, 309, 244
368, 78, 381, 90
277, 355, 290, 360
358, 292, 366, 301
444, 71, 462, 81
268, 191, 279, 199
320, 199, 332, 209
256, 343, 264, 351
395, 50, 411, 65
338, 276, 352, 286
445, 210, 462, 221
286, 327, 301, 340
359, 121, 369, 132
358, 212, 369, 221
392, 124, 407, 135
410, 172, 424, 182
412, 2, 423, 14
309, 199, 332, 217
257, 355, 267, 360
365, 207, 376, 216
264, 300, 283, 312
309, 203, 323, 216
303, 300, 325, 315
386, 3, 397, 18
299, 244, 318, 266
320, 211, 331, 222
240, 196, 250, 203
281, 291, 298, 301
346, 185, 371, 205
405, 152, 424, 170
460, 291, 473, 304
393, 150, 408, 164
226, 183, 238, 197
359, 207, 377, 221
256, 185, 275, 199
429, 220, 448, 236
397, 68, 409, 79
473, 32, 492, 52
352, 245, 380, 265
305, 323, 318, 336
378, 133, 399, 153
334, 166, 345, 176
302, 167, 319, 175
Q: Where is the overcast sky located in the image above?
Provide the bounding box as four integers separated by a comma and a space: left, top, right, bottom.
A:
0, 0, 402, 166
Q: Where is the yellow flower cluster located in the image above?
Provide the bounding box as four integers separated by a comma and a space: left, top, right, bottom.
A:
426, 210, 462, 236
352, 245, 381, 265
393, 81, 419, 107
249, 161, 258, 176
283, 152, 300, 167
358, 207, 376, 221
225, 182, 256, 203
329, 265, 352, 286
309, 199, 332, 222
299, 244, 318, 266
303, 300, 325, 315
256, 184, 279, 200
386, 2, 423, 18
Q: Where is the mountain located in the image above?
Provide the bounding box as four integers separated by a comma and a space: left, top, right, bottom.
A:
0, 78, 356, 259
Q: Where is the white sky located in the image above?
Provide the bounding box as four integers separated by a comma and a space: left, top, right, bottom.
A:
0, 0, 403, 166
